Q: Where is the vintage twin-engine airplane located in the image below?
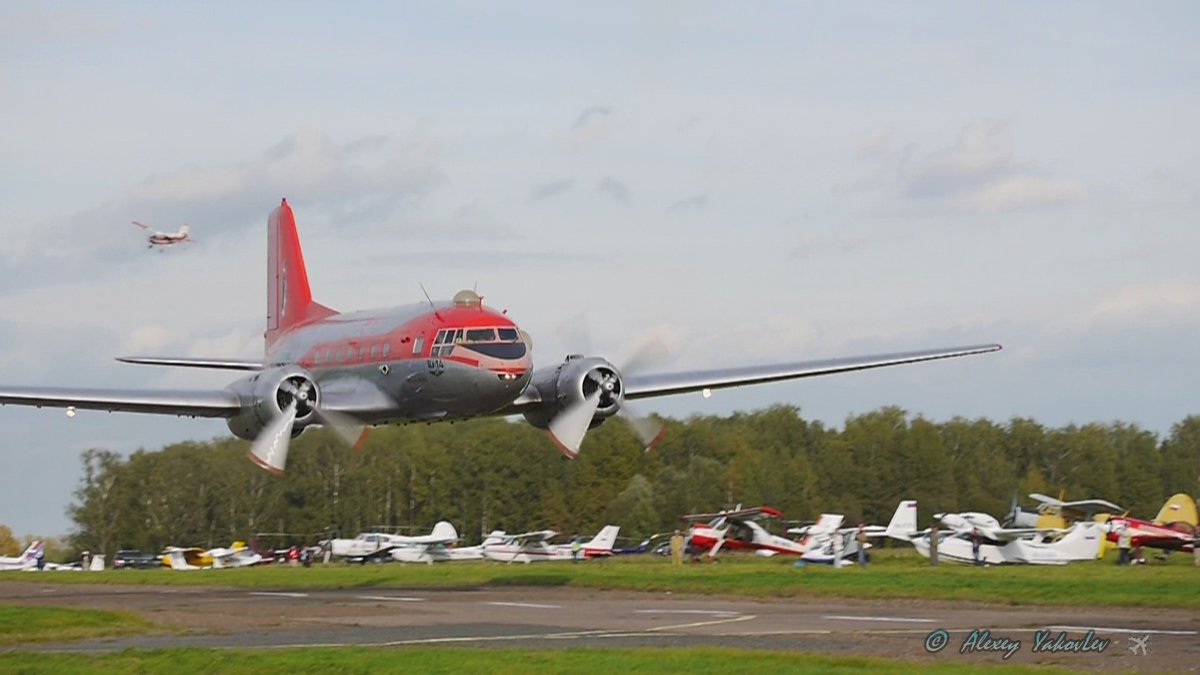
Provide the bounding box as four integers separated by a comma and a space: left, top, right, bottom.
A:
0, 200, 1000, 474
132, 221, 193, 249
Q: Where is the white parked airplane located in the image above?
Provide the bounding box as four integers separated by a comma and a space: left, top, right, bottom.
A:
886, 500, 1104, 565
482, 525, 620, 563
329, 522, 459, 563
393, 529, 508, 563
0, 541, 43, 571
787, 513, 890, 564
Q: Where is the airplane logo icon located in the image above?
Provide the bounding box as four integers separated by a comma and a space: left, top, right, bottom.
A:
1127, 634, 1150, 656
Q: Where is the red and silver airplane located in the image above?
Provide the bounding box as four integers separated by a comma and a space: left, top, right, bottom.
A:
132, 221, 193, 248
683, 506, 810, 559
1103, 493, 1198, 554
0, 199, 1000, 475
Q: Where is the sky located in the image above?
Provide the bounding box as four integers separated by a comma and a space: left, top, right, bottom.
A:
1, 2, 1197, 537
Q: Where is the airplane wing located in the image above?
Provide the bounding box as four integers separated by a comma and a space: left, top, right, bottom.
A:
622, 344, 1001, 400
116, 356, 263, 371
987, 527, 1062, 541
503, 530, 557, 544
0, 386, 241, 417
1058, 499, 1124, 515
682, 506, 783, 522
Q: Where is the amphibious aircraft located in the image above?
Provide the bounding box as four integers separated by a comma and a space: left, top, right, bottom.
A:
481, 525, 620, 563
132, 221, 193, 249
0, 541, 43, 571
0, 200, 1001, 474
886, 500, 1104, 565
1102, 493, 1197, 555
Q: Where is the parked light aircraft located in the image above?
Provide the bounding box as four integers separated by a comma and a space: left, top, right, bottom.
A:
684, 506, 812, 559
0, 541, 43, 571
787, 513, 893, 564
482, 525, 620, 563
132, 221, 193, 249
886, 500, 1104, 565
162, 541, 263, 569
1103, 493, 1198, 554
0, 200, 1000, 474
328, 522, 459, 563
392, 530, 509, 563
1006, 492, 1123, 529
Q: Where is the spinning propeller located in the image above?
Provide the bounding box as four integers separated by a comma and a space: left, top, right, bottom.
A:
248, 379, 364, 475
546, 338, 670, 458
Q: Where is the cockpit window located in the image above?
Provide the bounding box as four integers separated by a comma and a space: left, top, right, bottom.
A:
464, 328, 496, 343
498, 328, 519, 341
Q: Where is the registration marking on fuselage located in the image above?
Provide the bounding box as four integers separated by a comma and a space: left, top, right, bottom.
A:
486, 601, 562, 609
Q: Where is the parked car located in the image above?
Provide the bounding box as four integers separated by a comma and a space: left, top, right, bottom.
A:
112, 550, 160, 569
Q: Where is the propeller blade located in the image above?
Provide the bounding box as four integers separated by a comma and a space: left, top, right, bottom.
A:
546, 389, 602, 459
248, 400, 297, 476
131, 221, 149, 230
620, 337, 671, 376
313, 407, 366, 448
618, 400, 665, 452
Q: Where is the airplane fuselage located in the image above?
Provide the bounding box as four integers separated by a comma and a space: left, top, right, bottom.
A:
266, 295, 533, 425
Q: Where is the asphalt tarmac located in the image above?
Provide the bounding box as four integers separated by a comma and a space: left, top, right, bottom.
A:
2, 582, 1196, 671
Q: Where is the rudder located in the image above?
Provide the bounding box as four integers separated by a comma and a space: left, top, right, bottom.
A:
266, 199, 337, 346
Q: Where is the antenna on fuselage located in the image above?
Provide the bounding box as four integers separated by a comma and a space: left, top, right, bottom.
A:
420, 283, 443, 319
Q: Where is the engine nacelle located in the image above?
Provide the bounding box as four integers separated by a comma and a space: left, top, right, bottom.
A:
522, 355, 624, 430
225, 365, 319, 441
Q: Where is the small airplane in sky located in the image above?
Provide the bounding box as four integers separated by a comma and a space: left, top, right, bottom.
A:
0, 541, 43, 571
132, 221, 193, 249
1102, 493, 1197, 555
481, 525, 620, 563
0, 199, 1001, 474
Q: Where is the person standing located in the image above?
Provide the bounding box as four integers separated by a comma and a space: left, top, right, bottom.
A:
930, 526, 939, 567
669, 530, 684, 566
570, 535, 582, 563
1117, 524, 1132, 566
971, 528, 982, 566
831, 531, 844, 569
855, 524, 868, 568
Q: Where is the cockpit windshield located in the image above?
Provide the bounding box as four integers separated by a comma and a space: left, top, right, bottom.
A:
431, 326, 525, 359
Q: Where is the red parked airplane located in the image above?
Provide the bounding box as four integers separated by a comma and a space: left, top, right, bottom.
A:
1104, 493, 1198, 554
0, 199, 1000, 474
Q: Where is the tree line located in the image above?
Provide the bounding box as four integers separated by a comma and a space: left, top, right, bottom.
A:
60, 406, 1200, 556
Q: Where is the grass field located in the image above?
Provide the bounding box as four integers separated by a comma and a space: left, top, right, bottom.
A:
6, 550, 1198, 609
0, 646, 1072, 674
0, 605, 154, 646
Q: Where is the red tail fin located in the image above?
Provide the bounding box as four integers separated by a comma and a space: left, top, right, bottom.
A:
266, 199, 337, 346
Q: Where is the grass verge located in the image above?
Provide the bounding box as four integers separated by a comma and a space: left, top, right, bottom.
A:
0, 605, 154, 646
0, 646, 1072, 674
5, 551, 1197, 609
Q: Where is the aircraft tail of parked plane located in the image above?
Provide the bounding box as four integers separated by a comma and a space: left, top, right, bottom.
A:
885, 500, 919, 541
0, 540, 44, 571
1155, 493, 1199, 528
581, 525, 620, 554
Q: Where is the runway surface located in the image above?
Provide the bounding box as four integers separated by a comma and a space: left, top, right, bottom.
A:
2, 582, 1197, 671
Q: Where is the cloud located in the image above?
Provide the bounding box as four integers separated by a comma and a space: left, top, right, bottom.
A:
667, 195, 708, 212
0, 129, 447, 292
566, 105, 614, 150
1083, 281, 1200, 327
596, 177, 630, 205
853, 120, 1085, 214
529, 179, 575, 201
